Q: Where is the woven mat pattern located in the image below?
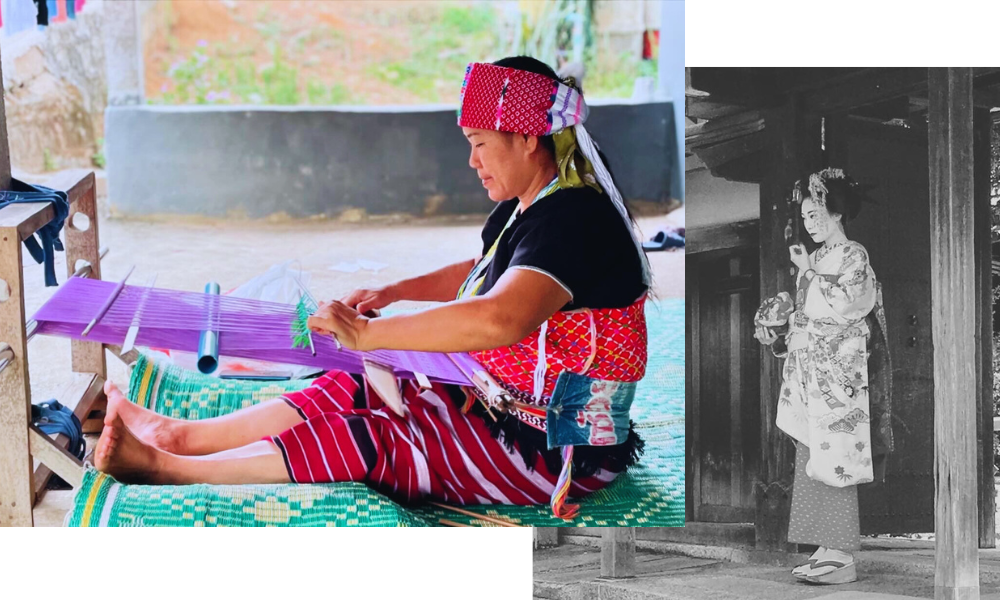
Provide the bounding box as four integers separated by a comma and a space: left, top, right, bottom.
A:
69, 300, 684, 527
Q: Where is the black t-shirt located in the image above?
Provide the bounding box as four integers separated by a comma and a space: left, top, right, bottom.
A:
472, 185, 647, 311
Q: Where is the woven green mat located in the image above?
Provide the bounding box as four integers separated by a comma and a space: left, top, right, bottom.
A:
69, 299, 684, 527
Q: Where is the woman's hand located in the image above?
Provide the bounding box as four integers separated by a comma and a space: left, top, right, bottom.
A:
340, 285, 399, 316
789, 244, 811, 273
754, 325, 778, 346
307, 301, 371, 351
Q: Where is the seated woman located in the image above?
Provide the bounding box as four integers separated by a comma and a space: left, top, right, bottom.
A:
95, 56, 652, 519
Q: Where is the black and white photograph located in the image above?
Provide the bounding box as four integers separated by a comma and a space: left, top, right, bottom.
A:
536, 66, 1000, 600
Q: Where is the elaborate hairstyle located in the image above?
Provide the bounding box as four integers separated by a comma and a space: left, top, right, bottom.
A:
802, 167, 864, 222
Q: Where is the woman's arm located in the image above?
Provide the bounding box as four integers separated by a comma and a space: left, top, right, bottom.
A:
809, 245, 877, 320
342, 257, 477, 313
310, 268, 571, 353
389, 258, 478, 303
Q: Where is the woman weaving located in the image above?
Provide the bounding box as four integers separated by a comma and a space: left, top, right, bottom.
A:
754, 168, 892, 584
94, 56, 651, 519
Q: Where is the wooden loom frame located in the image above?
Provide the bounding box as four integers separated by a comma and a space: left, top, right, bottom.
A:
0, 169, 137, 526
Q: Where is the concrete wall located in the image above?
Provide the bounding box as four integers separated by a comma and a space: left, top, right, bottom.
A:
105, 101, 678, 217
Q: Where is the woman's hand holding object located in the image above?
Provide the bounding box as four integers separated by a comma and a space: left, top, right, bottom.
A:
307, 301, 371, 351
789, 244, 811, 273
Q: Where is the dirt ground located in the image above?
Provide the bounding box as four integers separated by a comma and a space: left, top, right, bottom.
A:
21, 210, 683, 525
143, 0, 499, 104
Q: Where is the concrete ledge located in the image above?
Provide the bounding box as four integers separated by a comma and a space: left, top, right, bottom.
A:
106, 102, 678, 218
556, 533, 1000, 584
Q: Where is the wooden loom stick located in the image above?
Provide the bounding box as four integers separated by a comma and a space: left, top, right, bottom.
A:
81, 264, 134, 337
363, 358, 407, 418
121, 273, 157, 354
446, 353, 498, 422
428, 501, 521, 527
438, 519, 473, 527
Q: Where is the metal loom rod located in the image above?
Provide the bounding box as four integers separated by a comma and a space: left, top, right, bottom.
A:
81, 265, 135, 337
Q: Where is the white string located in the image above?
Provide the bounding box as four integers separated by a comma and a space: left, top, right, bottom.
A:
533, 319, 548, 404
573, 123, 652, 286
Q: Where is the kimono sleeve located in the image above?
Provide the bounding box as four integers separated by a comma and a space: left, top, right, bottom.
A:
812, 242, 877, 321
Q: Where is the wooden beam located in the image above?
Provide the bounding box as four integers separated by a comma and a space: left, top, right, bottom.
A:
755, 96, 822, 551
27, 426, 83, 489
43, 169, 95, 205
32, 372, 104, 501
64, 172, 106, 380
973, 107, 996, 549
686, 98, 750, 121
687, 220, 759, 255
696, 130, 767, 172
801, 68, 928, 116
0, 226, 33, 526
686, 110, 765, 150
928, 67, 979, 600
600, 527, 635, 578
0, 44, 9, 192
686, 257, 699, 521
0, 203, 56, 242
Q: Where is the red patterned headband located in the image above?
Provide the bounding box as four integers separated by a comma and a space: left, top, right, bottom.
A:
456, 61, 651, 287
457, 62, 587, 135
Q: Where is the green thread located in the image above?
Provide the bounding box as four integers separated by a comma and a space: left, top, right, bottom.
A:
290, 294, 318, 350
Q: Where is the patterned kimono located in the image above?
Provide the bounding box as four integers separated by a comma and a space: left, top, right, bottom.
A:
774, 241, 878, 488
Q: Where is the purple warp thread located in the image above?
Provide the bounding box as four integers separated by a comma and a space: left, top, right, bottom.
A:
33, 277, 481, 385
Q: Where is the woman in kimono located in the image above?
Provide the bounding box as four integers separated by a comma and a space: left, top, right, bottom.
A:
754, 168, 891, 584
94, 56, 651, 520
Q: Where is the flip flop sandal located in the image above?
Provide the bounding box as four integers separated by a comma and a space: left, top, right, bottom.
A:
792, 559, 818, 577
800, 560, 858, 585
642, 229, 685, 252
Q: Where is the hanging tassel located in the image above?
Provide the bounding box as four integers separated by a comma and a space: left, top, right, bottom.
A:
460, 388, 476, 414
550, 445, 580, 520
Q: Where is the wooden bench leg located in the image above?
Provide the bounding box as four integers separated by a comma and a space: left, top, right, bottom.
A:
0, 227, 35, 526
601, 527, 635, 579
534, 527, 561, 549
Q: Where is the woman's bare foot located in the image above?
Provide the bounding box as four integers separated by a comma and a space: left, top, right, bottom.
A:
104, 381, 186, 454
94, 403, 164, 483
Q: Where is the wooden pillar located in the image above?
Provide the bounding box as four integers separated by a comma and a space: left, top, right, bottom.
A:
0, 43, 33, 527
600, 527, 635, 578
755, 97, 821, 550
0, 40, 9, 191
103, 0, 145, 106
928, 67, 979, 600
973, 107, 996, 549
533, 527, 560, 549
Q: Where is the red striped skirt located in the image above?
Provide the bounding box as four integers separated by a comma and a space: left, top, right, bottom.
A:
266, 370, 618, 505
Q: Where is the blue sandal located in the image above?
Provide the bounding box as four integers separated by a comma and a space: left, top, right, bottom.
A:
642, 228, 685, 251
